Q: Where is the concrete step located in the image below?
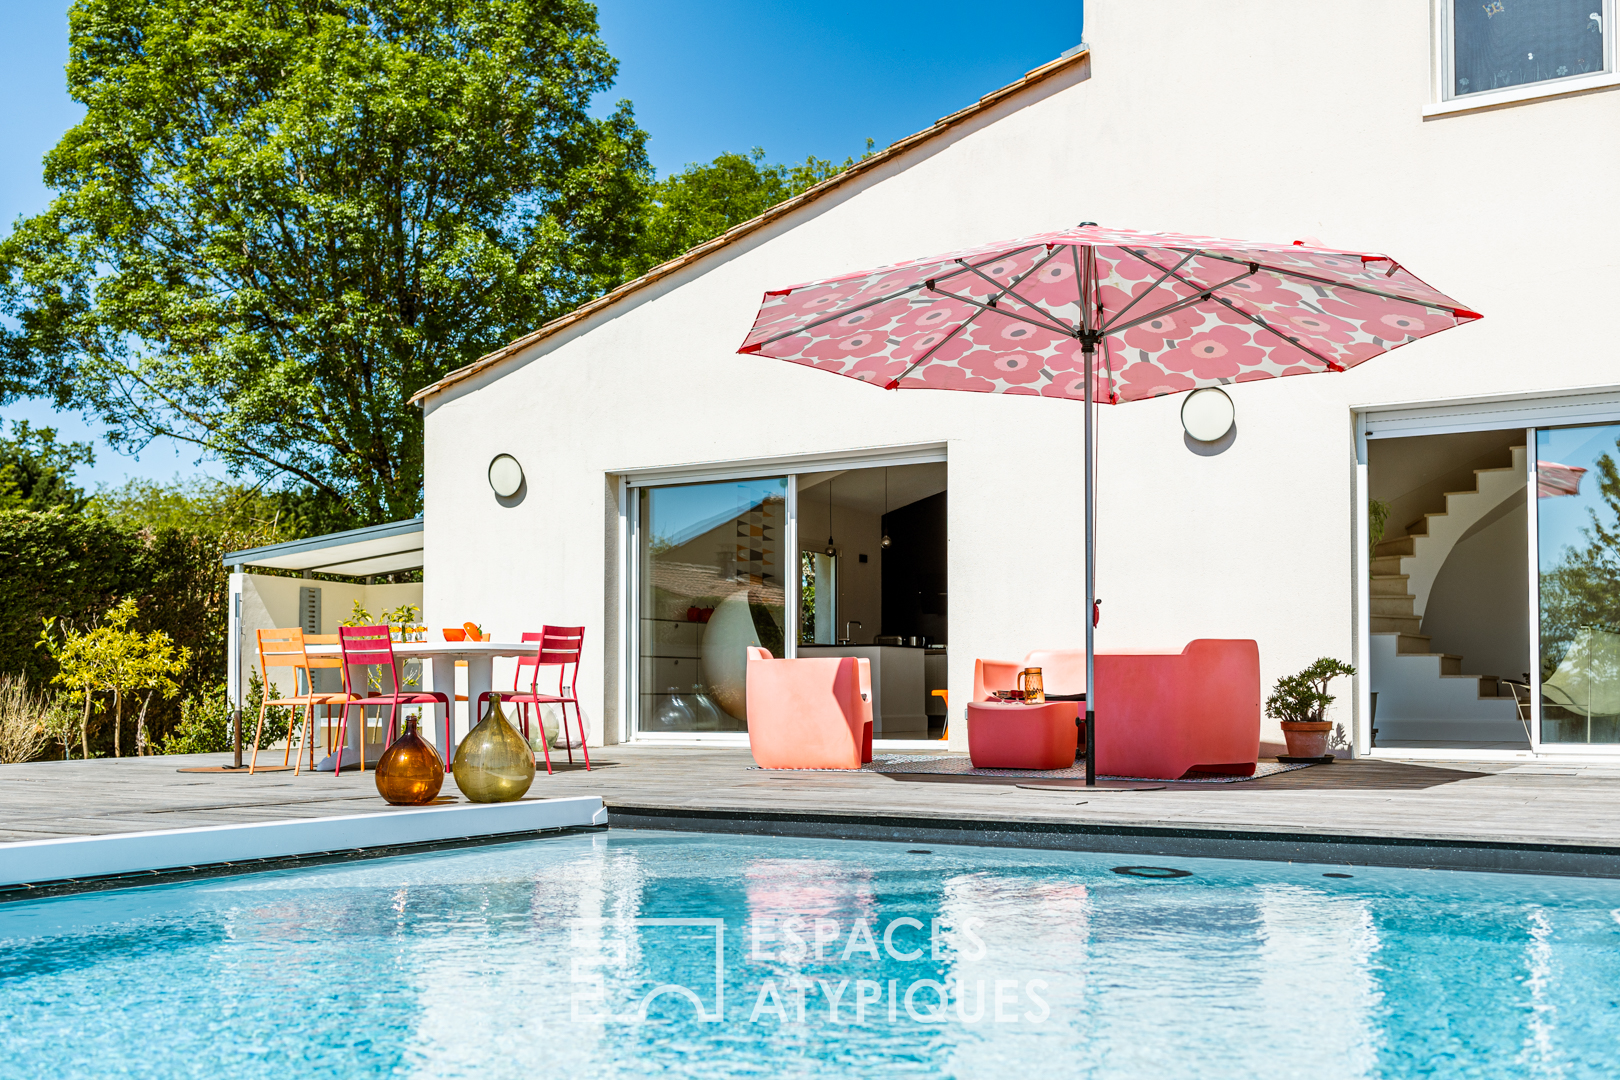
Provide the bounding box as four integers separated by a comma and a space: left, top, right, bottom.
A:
1371, 614, 1424, 634
1374, 535, 1417, 557
1370, 574, 1411, 597
1371, 595, 1416, 616
1370, 555, 1406, 576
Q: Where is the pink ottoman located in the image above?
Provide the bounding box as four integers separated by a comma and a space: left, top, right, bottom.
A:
966, 700, 1080, 770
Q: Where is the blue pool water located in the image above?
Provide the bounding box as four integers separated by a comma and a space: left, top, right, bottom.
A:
2, 831, 1619, 1079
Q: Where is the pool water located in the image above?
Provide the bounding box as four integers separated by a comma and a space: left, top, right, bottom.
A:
2, 831, 1619, 1079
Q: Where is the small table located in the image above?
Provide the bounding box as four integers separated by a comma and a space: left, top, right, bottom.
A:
303, 640, 540, 770
965, 699, 1080, 770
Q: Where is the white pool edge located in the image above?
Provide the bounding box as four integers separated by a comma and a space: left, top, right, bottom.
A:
0, 796, 606, 887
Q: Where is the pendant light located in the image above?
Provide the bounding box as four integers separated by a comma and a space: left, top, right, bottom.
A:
880, 468, 892, 549
824, 476, 836, 555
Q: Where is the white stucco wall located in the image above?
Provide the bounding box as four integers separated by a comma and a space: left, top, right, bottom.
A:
421, 0, 1620, 750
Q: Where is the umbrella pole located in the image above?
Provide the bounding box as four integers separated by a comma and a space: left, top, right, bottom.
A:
1082, 337, 1097, 787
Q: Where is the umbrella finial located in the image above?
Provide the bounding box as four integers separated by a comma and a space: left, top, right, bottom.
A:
1077, 221, 1097, 227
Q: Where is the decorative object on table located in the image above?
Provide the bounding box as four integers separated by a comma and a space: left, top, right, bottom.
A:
462, 621, 489, 642
442, 627, 467, 642
383, 604, 421, 643
740, 224, 1478, 788
374, 715, 445, 804
452, 693, 535, 802
1017, 667, 1045, 703
473, 626, 590, 773
1266, 657, 1356, 760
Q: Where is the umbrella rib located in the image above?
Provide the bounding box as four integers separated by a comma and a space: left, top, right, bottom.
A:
1101, 250, 1199, 331
923, 285, 1079, 338
952, 248, 1077, 337
1119, 247, 1343, 370
1187, 251, 1466, 314
883, 308, 985, 389
747, 280, 933, 350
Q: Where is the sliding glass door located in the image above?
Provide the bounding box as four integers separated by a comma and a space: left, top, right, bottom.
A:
1536, 423, 1620, 745
636, 477, 788, 735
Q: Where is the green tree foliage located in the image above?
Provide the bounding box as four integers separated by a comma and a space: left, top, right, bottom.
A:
623, 146, 870, 279
1540, 443, 1620, 677
0, 0, 651, 525
0, 421, 96, 512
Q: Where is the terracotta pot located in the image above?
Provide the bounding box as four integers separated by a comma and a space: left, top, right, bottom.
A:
1280, 720, 1332, 758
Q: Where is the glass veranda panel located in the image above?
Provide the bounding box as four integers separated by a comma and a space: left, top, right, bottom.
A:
1537, 423, 1620, 744
638, 478, 788, 734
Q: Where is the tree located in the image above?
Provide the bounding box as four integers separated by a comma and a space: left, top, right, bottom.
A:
0, 0, 651, 525
40, 597, 191, 757
1540, 442, 1620, 677
0, 421, 96, 512
621, 146, 871, 279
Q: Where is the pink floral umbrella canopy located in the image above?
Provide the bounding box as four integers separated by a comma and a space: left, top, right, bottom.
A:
739, 225, 1479, 400
738, 224, 1480, 784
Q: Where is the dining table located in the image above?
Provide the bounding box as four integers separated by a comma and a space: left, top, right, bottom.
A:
302, 639, 541, 771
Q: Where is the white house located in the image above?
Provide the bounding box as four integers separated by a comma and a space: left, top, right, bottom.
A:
411, 0, 1620, 762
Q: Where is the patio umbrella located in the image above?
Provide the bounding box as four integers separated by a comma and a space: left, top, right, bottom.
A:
738, 224, 1481, 784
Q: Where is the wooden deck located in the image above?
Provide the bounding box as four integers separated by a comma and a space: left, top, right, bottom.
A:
5, 748, 1620, 877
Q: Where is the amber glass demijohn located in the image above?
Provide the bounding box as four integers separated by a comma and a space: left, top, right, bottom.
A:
374, 716, 445, 805
452, 693, 536, 802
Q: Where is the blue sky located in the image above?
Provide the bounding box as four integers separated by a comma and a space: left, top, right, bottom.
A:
0, 0, 1082, 489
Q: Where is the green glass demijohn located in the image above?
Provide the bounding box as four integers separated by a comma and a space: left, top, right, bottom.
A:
452, 693, 536, 802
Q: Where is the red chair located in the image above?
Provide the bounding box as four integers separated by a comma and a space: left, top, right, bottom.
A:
336, 625, 452, 776
475, 626, 588, 774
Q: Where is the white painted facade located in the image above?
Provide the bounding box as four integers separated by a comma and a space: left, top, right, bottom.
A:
418, 1, 1620, 757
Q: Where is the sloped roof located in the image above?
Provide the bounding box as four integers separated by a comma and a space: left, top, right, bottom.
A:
409, 47, 1091, 405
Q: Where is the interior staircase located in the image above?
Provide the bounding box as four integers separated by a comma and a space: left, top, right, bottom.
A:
1369, 446, 1525, 743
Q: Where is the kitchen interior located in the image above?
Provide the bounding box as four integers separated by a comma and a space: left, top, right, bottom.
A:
796, 462, 948, 740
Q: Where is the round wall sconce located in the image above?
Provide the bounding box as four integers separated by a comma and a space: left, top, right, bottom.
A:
1181, 387, 1235, 442
488, 454, 524, 498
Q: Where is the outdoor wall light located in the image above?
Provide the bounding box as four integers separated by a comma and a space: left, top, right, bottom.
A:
1181, 387, 1235, 442
488, 454, 524, 497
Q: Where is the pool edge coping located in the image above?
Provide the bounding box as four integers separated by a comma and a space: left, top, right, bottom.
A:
602, 803, 1620, 879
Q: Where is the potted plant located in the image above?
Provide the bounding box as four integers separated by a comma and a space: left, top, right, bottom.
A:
1265, 658, 1356, 758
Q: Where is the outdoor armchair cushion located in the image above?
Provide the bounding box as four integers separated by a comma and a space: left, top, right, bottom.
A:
745, 647, 874, 770
973, 640, 1260, 779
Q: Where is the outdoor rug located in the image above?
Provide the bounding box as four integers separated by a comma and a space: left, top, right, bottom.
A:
759, 755, 1318, 783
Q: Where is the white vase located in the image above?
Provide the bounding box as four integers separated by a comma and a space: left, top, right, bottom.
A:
700, 590, 759, 721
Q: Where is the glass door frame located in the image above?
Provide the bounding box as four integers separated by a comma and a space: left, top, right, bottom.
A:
617, 443, 949, 744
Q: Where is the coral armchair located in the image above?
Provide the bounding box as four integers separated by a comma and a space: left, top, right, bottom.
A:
745, 647, 873, 770
973, 640, 1260, 780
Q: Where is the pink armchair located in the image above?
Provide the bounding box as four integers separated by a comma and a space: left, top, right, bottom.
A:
973, 640, 1260, 779
745, 647, 874, 770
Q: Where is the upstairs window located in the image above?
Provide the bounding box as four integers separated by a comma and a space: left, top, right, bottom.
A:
1448, 0, 1611, 99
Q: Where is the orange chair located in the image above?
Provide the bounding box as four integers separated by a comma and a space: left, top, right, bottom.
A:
973, 640, 1260, 779
744, 646, 873, 770
251, 629, 357, 775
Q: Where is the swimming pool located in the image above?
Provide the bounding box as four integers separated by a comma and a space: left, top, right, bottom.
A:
1, 830, 1617, 1078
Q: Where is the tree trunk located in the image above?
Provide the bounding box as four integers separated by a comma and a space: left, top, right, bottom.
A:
113, 687, 122, 757
80, 686, 92, 759
136, 690, 154, 756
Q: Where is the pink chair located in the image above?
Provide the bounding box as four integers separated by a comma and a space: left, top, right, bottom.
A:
336, 625, 453, 776
973, 640, 1260, 780
475, 626, 588, 774
745, 647, 873, 770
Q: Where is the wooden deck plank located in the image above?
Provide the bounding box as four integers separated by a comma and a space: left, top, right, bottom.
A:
4, 748, 1620, 857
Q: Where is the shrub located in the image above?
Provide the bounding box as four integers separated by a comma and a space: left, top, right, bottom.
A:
159, 672, 292, 755
0, 674, 52, 763
1265, 658, 1356, 724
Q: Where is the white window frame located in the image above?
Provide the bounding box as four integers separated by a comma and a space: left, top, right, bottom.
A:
1428, 0, 1619, 117
617, 443, 949, 746
1356, 387, 1620, 760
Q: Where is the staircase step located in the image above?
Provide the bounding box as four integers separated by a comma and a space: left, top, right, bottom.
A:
1374, 535, 1417, 557
1404, 518, 1431, 537
1371, 614, 1423, 633
1370, 574, 1411, 597
1477, 675, 1502, 698
1389, 631, 1431, 654
1370, 556, 1406, 576
1439, 653, 1462, 675
1371, 595, 1415, 616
